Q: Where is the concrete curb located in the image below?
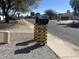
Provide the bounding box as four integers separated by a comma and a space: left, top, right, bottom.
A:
24, 19, 79, 59
0, 30, 10, 44
47, 33, 79, 59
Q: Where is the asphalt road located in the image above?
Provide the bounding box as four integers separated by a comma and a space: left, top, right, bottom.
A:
48, 20, 79, 47
26, 18, 79, 47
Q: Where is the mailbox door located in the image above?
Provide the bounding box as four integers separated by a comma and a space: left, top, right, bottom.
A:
38, 19, 49, 25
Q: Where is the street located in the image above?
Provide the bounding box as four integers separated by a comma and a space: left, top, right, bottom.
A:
48, 20, 79, 47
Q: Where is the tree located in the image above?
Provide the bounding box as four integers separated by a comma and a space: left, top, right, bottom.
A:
70, 0, 79, 15
0, 0, 41, 23
45, 9, 57, 20
30, 12, 35, 17
35, 12, 40, 16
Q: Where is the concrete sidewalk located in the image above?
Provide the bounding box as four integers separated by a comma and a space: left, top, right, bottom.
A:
24, 19, 79, 59
47, 33, 79, 59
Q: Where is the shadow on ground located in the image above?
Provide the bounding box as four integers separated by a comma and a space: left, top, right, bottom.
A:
16, 40, 35, 46
0, 42, 6, 45
58, 22, 79, 28
15, 43, 43, 54
15, 40, 43, 54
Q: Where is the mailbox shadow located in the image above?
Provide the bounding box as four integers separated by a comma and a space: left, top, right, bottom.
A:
0, 42, 6, 45
15, 43, 43, 54
15, 39, 44, 54
16, 40, 35, 46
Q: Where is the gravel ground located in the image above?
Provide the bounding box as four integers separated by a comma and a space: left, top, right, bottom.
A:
0, 20, 33, 32
0, 33, 60, 59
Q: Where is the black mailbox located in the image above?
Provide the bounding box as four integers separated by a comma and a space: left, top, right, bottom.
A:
38, 19, 49, 25
35, 17, 49, 25
35, 17, 39, 24
35, 15, 49, 25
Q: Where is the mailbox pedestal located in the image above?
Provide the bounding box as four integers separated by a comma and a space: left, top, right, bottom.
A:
34, 17, 49, 46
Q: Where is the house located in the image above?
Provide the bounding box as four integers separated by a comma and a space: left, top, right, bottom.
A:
58, 13, 73, 20
58, 10, 79, 20
0, 14, 5, 21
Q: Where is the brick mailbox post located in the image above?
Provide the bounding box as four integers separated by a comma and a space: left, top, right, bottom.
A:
34, 14, 49, 46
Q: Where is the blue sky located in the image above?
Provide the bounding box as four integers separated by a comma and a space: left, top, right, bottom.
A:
33, 0, 73, 14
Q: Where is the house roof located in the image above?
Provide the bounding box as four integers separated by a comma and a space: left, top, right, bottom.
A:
58, 13, 73, 17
